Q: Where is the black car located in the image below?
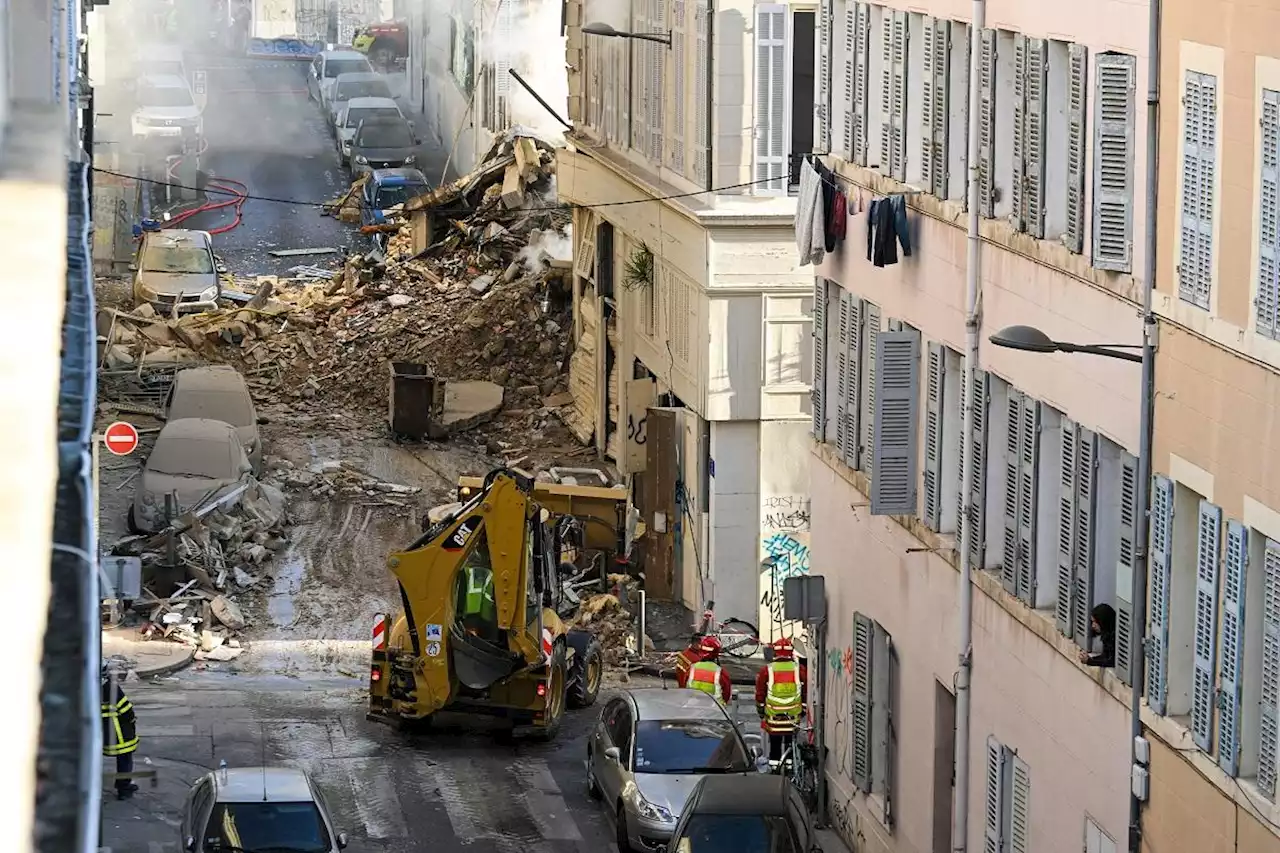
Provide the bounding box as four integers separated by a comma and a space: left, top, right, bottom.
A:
665, 774, 821, 853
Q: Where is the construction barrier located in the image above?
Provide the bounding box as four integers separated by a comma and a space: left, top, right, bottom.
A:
245, 37, 323, 60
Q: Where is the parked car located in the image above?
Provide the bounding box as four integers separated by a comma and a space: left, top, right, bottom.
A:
361, 168, 429, 247
325, 71, 393, 127
664, 774, 821, 853
132, 228, 223, 316
334, 96, 406, 164
180, 765, 349, 853
165, 365, 263, 473
129, 418, 252, 534
132, 44, 187, 80
349, 116, 420, 178
307, 49, 373, 105
587, 688, 756, 853
131, 74, 202, 143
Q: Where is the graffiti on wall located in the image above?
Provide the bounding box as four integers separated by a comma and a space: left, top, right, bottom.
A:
758, 528, 811, 645
761, 494, 811, 533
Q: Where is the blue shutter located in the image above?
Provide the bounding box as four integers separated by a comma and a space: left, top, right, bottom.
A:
922, 343, 946, 530
852, 612, 874, 792
1115, 454, 1138, 687
871, 329, 921, 516
1072, 429, 1099, 647
1002, 391, 1025, 593
1259, 541, 1280, 799
1191, 501, 1222, 751
1147, 475, 1175, 715
860, 302, 881, 474
1256, 89, 1280, 340
1092, 52, 1137, 272
1217, 520, 1248, 776
1054, 420, 1079, 635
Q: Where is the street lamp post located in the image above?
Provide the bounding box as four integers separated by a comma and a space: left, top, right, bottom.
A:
582, 21, 673, 46
989, 322, 1154, 851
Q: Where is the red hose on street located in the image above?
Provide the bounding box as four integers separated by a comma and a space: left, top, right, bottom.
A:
163, 176, 249, 235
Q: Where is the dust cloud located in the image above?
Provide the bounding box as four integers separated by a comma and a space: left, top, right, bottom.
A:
483, 0, 569, 142
583, 0, 630, 29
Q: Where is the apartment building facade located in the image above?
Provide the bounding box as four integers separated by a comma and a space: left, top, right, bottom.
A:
556, 0, 814, 633
1131, 0, 1280, 849
804, 1, 1160, 851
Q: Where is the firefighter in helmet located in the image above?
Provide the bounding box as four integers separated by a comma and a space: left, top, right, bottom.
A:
678, 635, 733, 705
755, 637, 808, 763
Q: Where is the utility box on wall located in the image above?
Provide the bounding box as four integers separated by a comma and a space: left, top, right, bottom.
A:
783, 574, 826, 622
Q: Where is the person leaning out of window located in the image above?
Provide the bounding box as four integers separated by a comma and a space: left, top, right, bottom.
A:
1078, 604, 1116, 668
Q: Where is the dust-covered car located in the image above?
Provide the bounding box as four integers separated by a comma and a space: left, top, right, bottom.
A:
307, 49, 373, 106
180, 765, 349, 853
325, 71, 393, 127
130, 74, 202, 142
128, 418, 252, 534
131, 229, 223, 316
334, 96, 405, 164
164, 365, 263, 473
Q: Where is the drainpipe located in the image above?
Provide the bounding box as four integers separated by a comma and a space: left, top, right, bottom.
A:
704, 0, 714, 192
952, 0, 985, 850
1128, 0, 1161, 850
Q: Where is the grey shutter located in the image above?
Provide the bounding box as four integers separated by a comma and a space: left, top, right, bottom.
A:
1258, 541, 1280, 799
1093, 52, 1137, 272
812, 279, 827, 441
693, 0, 709, 184
1054, 420, 1079, 635
889, 10, 908, 181
843, 4, 856, 159
1191, 500, 1222, 752
852, 612, 874, 793
1000, 392, 1044, 601
1010, 34, 1027, 233
633, 1, 647, 152
870, 621, 896, 825
1002, 391, 1025, 593
835, 292, 853, 464
1009, 754, 1030, 853
1065, 45, 1089, 253
754, 5, 788, 193
860, 302, 881, 473
850, 2, 871, 165
1146, 475, 1175, 715
1115, 453, 1138, 686
1071, 428, 1099, 647
670, 0, 686, 172
1177, 71, 1218, 306
871, 329, 921, 516
817, 0, 831, 152
619, 40, 631, 144
977, 28, 997, 218
922, 342, 946, 529
1218, 520, 1248, 776
921, 17, 950, 198
983, 736, 1006, 853
1022, 38, 1048, 237
650, 0, 666, 162
1257, 90, 1280, 339
960, 370, 990, 569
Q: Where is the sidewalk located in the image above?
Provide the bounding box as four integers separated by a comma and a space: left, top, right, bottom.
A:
102, 626, 194, 678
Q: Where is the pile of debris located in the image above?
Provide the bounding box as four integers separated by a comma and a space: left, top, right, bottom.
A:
270, 457, 421, 506
569, 574, 646, 666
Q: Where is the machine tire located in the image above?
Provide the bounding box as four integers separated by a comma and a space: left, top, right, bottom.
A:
126, 506, 141, 535
567, 636, 603, 709
530, 642, 567, 742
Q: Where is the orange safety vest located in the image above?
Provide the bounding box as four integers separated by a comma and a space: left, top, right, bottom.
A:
688, 660, 724, 703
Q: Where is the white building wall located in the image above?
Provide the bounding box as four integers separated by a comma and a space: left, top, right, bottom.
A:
709, 420, 760, 622
757, 419, 811, 642
407, 0, 492, 174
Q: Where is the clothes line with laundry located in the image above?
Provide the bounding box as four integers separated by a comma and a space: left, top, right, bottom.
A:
794, 154, 915, 269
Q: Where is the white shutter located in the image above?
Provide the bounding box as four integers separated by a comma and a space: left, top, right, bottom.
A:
851, 2, 870, 165
1258, 540, 1280, 799
587, 39, 601, 129
670, 0, 686, 173
835, 292, 854, 463
859, 302, 881, 473
1002, 390, 1025, 591
649, 0, 666, 162
1022, 37, 1048, 237
1093, 52, 1138, 273
1218, 520, 1248, 776
619, 40, 631, 144
959, 369, 990, 569
983, 737, 1006, 853
632, 2, 647, 153
575, 211, 597, 281
920, 17, 949, 198
1064, 45, 1089, 253
843, 3, 856, 160
977, 28, 996, 217
1257, 89, 1280, 339
1178, 70, 1218, 304
1054, 419, 1079, 635
495, 0, 513, 100
1115, 453, 1138, 686
694, 0, 710, 184
754, 4, 789, 193
812, 278, 827, 441
879, 10, 906, 180
817, 0, 831, 151
1000, 392, 1038, 604
1071, 427, 1099, 647
1010, 33, 1027, 232
922, 342, 946, 530
1009, 754, 1031, 853
1191, 501, 1222, 752
1147, 475, 1175, 715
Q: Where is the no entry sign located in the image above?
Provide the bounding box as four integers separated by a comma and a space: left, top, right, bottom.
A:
103, 421, 140, 456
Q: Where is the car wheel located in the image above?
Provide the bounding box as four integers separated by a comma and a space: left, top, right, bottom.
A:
586, 752, 602, 800
616, 804, 633, 853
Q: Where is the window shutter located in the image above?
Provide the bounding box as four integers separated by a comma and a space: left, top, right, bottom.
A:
843, 4, 856, 159
852, 612, 874, 793
851, 2, 870, 165
844, 295, 863, 470
619, 41, 631, 144
921, 17, 949, 198
860, 302, 881, 473
586, 38, 600, 128
1023, 37, 1048, 237
977, 28, 996, 218
1009, 754, 1030, 853
870, 621, 896, 823
1010, 34, 1027, 233
983, 736, 1006, 853
871, 329, 921, 516
959, 369, 990, 569
576, 212, 597, 281
694, 0, 709, 184
1258, 89, 1280, 339
1258, 540, 1280, 799
812, 279, 827, 441
670, 0, 686, 173
1054, 419, 1079, 636
1177, 70, 1218, 306
650, 0, 666, 162
1092, 52, 1137, 272
1016, 397, 1040, 602
1002, 390, 1025, 592
1071, 427, 1099, 648
1065, 44, 1089, 253
1115, 453, 1138, 686
817, 0, 830, 152
1218, 520, 1248, 776
1191, 500, 1222, 752
878, 11, 907, 180
1146, 475, 1175, 715
495, 0, 513, 100
632, 2, 647, 152
922, 342, 946, 530
754, 5, 788, 193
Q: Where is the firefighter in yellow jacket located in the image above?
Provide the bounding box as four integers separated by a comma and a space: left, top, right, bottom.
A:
102, 664, 140, 800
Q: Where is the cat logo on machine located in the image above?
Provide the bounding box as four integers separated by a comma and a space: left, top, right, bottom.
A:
443, 516, 481, 551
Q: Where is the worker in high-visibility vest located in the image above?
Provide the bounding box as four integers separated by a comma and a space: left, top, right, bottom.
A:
102, 664, 140, 800
678, 635, 732, 704
461, 564, 497, 640
755, 637, 808, 763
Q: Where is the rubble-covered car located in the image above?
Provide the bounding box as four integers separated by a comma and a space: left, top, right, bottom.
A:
360, 168, 429, 247
164, 365, 264, 473
325, 71, 393, 127
132, 228, 223, 315
334, 96, 405, 164
128, 418, 253, 534
307, 49, 373, 106
349, 116, 419, 178
131, 74, 202, 143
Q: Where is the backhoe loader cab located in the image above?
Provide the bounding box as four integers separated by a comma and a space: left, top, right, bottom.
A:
368, 469, 604, 740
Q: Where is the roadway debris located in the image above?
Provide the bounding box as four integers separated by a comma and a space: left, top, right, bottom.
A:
568, 574, 648, 666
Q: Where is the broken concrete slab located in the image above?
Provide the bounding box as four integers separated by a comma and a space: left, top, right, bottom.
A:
211, 595, 246, 631
441, 380, 505, 434
469, 274, 495, 296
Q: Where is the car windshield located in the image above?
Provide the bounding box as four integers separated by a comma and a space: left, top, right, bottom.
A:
374, 184, 427, 209
139, 85, 193, 108
141, 243, 213, 274
326, 58, 369, 77
336, 80, 390, 101
674, 814, 798, 853
203, 801, 331, 853
345, 107, 399, 128
356, 122, 413, 148
632, 720, 750, 774
168, 390, 254, 426
138, 60, 183, 77
147, 437, 235, 479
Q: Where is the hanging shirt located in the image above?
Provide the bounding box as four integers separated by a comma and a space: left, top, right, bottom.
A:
867, 195, 913, 267
794, 159, 827, 267
832, 191, 848, 242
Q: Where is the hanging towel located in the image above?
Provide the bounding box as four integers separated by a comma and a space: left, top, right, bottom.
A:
794, 159, 825, 265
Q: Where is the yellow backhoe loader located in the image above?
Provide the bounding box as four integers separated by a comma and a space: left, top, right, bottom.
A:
368, 468, 605, 740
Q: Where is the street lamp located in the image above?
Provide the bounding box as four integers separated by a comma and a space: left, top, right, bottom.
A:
988, 324, 1143, 363
582, 21, 673, 46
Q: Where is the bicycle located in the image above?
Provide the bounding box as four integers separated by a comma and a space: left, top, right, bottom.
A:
772, 720, 819, 815
696, 600, 761, 659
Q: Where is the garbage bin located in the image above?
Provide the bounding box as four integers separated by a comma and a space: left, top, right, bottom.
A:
387, 361, 444, 440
